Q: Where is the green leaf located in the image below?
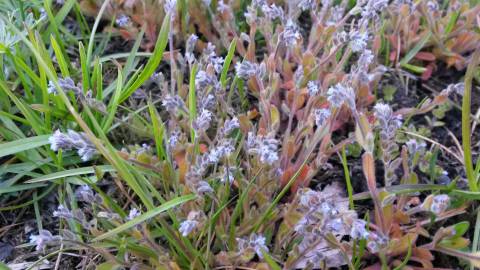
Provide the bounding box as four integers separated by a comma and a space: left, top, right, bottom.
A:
400, 31, 432, 66
450, 221, 470, 238
92, 194, 196, 241
0, 262, 10, 270
119, 15, 170, 103
262, 250, 282, 270
0, 183, 47, 194
25, 165, 115, 183
220, 38, 237, 88
0, 135, 50, 158
189, 63, 198, 142
95, 262, 122, 270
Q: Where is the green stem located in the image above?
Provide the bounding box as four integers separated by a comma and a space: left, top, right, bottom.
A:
462, 49, 480, 192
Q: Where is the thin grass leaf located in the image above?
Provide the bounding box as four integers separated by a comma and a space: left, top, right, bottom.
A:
220, 38, 237, 88
400, 31, 432, 66
25, 165, 115, 184
262, 250, 282, 270
0, 183, 47, 195
189, 63, 198, 142
92, 194, 196, 241
0, 135, 50, 158
119, 15, 170, 103
463, 49, 480, 191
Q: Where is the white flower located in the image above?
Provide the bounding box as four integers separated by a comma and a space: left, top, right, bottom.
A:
237, 233, 269, 258
30, 230, 60, 251
115, 14, 130, 27
193, 109, 214, 134
164, 0, 177, 14
179, 211, 204, 236
313, 108, 331, 126
162, 95, 186, 114
430, 194, 450, 215
127, 208, 141, 220
179, 219, 198, 236
350, 219, 370, 239
307, 81, 320, 96
223, 117, 240, 135
282, 19, 301, 47
298, 0, 315, 11
374, 103, 402, 140
261, 4, 284, 19
247, 134, 279, 165
349, 30, 369, 52
235, 61, 257, 79
327, 83, 356, 109
53, 205, 74, 219
49, 129, 97, 161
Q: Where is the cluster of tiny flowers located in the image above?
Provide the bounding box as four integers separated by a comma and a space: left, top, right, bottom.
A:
446, 82, 465, 96
349, 30, 369, 52
162, 95, 186, 115
355, 49, 374, 71
295, 186, 355, 237
221, 166, 236, 183
282, 19, 301, 47
293, 185, 357, 267
193, 109, 214, 135
246, 132, 279, 165
349, 219, 388, 253
164, 0, 177, 15
235, 61, 265, 80
115, 14, 130, 27
307, 81, 320, 96
327, 83, 356, 110
185, 158, 214, 195
236, 233, 269, 259
179, 211, 204, 236
127, 208, 141, 220
373, 103, 402, 141
426, 0, 439, 12
361, 0, 389, 21
430, 194, 450, 215
195, 70, 217, 89
405, 139, 427, 157
185, 34, 198, 65
47, 77, 82, 96
49, 129, 97, 161
326, 5, 345, 26
29, 230, 61, 252
298, 0, 316, 11
201, 43, 224, 74
74, 185, 95, 202
222, 117, 240, 135
53, 204, 93, 230
261, 3, 284, 20
313, 108, 331, 127
206, 139, 235, 164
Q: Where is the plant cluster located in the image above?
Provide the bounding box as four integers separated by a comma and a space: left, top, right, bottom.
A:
0, 0, 480, 269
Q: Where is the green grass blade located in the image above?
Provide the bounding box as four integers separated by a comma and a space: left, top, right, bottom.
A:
50, 35, 70, 77
119, 15, 170, 103
399, 31, 431, 66
463, 50, 480, 191
92, 194, 196, 241
0, 183, 47, 195
102, 69, 123, 132
0, 135, 50, 158
25, 165, 115, 184
189, 63, 198, 142
220, 38, 237, 88
86, 0, 110, 68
